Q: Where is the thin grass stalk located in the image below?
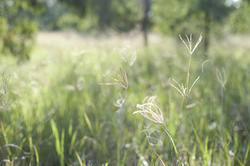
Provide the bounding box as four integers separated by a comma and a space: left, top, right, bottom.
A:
161, 125, 184, 166
180, 52, 192, 109
151, 147, 167, 166
185, 52, 192, 90
216, 68, 227, 136
173, 34, 202, 109
220, 86, 225, 136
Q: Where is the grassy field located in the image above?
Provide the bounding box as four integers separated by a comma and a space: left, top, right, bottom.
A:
0, 31, 249, 166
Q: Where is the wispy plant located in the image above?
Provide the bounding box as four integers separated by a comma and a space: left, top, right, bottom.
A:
216, 68, 227, 133
169, 76, 200, 98
179, 34, 202, 55
134, 96, 184, 165
216, 68, 227, 89
120, 45, 137, 66
100, 50, 134, 165
169, 34, 202, 107
100, 67, 128, 90
134, 96, 164, 124
133, 34, 203, 165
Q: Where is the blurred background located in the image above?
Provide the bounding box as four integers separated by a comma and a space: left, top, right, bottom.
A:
0, 0, 250, 166
1, 0, 250, 60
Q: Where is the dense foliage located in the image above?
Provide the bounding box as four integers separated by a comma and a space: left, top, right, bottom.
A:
0, 0, 44, 61
58, 0, 141, 31
153, 0, 233, 53
230, 1, 250, 33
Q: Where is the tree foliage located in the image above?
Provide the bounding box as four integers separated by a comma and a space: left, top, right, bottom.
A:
153, 0, 233, 53
230, 1, 250, 33
58, 0, 141, 31
153, 0, 232, 33
0, 0, 44, 61
1, 0, 250, 60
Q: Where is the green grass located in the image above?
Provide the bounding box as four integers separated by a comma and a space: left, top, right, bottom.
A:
0, 32, 249, 165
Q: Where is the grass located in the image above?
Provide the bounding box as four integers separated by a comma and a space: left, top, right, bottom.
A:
0, 31, 249, 165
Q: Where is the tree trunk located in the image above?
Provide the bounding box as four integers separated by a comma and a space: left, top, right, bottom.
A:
142, 0, 151, 46
204, 9, 211, 55
98, 0, 111, 29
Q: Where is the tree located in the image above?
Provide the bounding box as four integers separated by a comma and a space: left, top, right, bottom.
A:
142, 0, 152, 46
0, 0, 44, 61
153, 0, 232, 54
152, 0, 190, 34
58, 0, 88, 17
196, 0, 231, 54
230, 0, 250, 33
58, 0, 140, 31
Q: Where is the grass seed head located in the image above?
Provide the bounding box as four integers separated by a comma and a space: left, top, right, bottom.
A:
169, 76, 200, 98
133, 96, 164, 125
216, 68, 227, 88
179, 34, 202, 55
100, 67, 128, 89
120, 45, 137, 66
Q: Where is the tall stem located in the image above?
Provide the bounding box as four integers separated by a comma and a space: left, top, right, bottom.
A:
181, 53, 192, 109
142, 0, 151, 46
220, 87, 224, 137
185, 53, 192, 90
204, 9, 211, 55
162, 125, 184, 165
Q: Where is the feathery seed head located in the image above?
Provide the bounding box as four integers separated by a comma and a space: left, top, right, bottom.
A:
179, 34, 202, 55
99, 67, 128, 89
133, 96, 164, 125
216, 68, 227, 89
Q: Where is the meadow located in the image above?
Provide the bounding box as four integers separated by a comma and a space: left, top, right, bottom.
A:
0, 31, 249, 166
